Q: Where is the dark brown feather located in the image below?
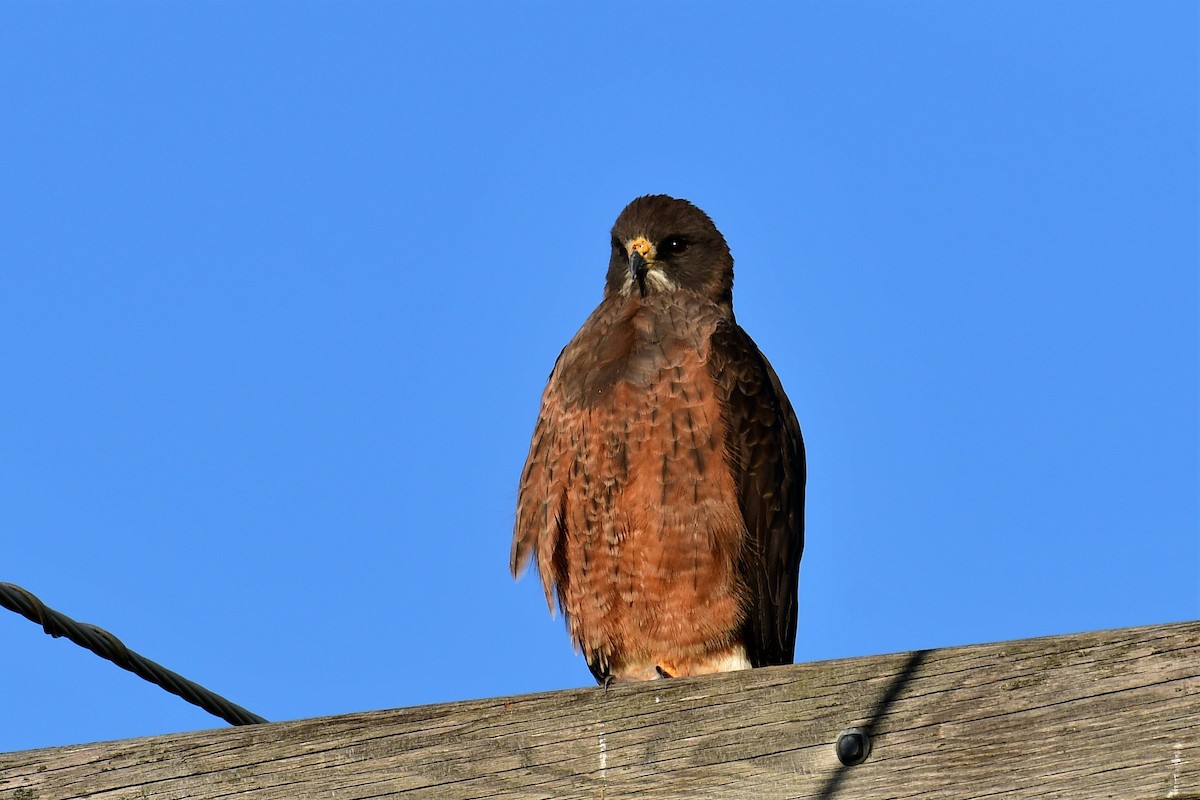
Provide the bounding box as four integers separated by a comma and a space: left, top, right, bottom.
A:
709, 322, 806, 666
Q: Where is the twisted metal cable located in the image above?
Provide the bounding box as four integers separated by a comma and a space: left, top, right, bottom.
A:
0, 582, 267, 726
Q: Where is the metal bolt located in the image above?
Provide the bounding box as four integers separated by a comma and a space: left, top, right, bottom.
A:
836, 727, 872, 766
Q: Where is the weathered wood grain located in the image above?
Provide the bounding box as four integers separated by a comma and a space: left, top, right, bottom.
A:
1, 621, 1196, 800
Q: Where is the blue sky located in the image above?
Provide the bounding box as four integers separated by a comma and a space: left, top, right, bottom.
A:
1, 1, 1196, 755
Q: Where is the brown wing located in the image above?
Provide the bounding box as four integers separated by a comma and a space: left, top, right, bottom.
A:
709, 321, 805, 666
510, 347, 571, 614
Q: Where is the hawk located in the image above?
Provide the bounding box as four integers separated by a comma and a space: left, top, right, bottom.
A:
511, 195, 805, 684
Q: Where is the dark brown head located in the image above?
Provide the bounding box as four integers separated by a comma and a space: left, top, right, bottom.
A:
605, 195, 734, 309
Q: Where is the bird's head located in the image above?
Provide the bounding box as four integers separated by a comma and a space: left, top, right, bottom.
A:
605, 195, 734, 309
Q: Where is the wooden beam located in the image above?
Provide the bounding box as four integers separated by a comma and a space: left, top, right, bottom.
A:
1, 621, 1197, 799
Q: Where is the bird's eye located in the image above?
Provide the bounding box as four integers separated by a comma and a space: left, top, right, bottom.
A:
660, 237, 689, 256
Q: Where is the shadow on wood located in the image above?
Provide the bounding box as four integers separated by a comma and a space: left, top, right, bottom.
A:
1, 621, 1197, 799
816, 647, 927, 799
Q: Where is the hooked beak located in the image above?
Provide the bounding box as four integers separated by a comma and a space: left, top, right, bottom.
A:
629, 249, 648, 284
627, 236, 654, 290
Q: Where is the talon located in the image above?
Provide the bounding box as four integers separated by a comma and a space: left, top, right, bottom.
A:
655, 665, 674, 679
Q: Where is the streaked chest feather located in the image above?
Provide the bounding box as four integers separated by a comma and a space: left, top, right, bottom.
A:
540, 298, 749, 669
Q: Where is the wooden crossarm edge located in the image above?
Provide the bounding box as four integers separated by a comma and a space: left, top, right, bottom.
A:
1, 620, 1197, 799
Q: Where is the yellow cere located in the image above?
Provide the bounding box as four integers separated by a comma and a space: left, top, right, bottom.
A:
627, 237, 656, 261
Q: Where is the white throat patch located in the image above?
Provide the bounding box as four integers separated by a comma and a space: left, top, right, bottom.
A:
621, 266, 678, 296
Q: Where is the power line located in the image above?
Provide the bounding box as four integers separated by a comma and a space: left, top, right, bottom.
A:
0, 582, 267, 727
